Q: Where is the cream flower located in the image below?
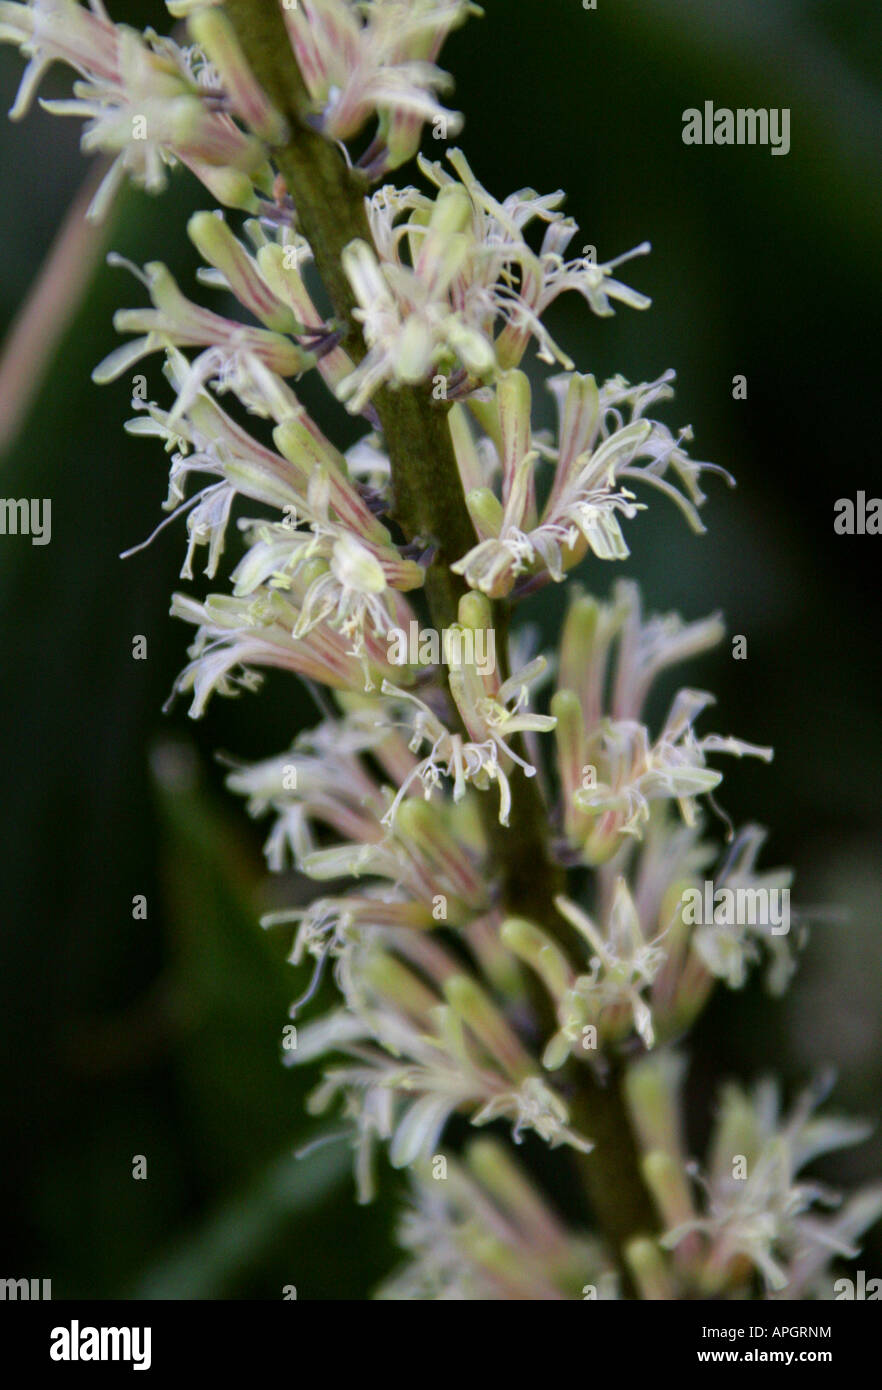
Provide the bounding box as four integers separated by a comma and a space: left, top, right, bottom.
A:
452, 369, 730, 598
0, 1, 266, 217
282, 0, 476, 173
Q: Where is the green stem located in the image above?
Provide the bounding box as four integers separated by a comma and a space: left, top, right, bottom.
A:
223, 0, 656, 1286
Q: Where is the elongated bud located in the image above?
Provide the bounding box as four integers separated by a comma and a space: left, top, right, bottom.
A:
447, 318, 497, 379
363, 950, 438, 1021
188, 211, 299, 333
546, 372, 600, 514
448, 402, 484, 496
443, 975, 534, 1083
256, 244, 320, 327
273, 419, 390, 543
642, 1150, 696, 1233
497, 369, 534, 522
464, 486, 504, 539
394, 797, 480, 906
625, 1237, 675, 1301
458, 1228, 532, 1296
183, 160, 261, 213
188, 8, 287, 142
625, 1053, 687, 1160
501, 917, 572, 1001
467, 1139, 566, 1249
433, 183, 472, 233
541, 1031, 573, 1072
550, 689, 589, 840
649, 878, 699, 1035
559, 594, 600, 702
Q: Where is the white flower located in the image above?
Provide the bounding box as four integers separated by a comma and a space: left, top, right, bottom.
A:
117, 319, 393, 581
379, 1144, 615, 1301
282, 0, 476, 172
338, 188, 495, 412
551, 584, 769, 865
120, 355, 306, 580
232, 516, 422, 670
567, 689, 772, 864
453, 370, 730, 598
554, 882, 668, 1050
662, 1076, 879, 1295
690, 825, 798, 995
380, 652, 555, 828
473, 1075, 592, 1154
93, 256, 311, 408
227, 707, 489, 915
297, 985, 589, 1201
168, 589, 386, 713
337, 150, 653, 409
226, 719, 391, 869
419, 149, 651, 370
0, 2, 265, 217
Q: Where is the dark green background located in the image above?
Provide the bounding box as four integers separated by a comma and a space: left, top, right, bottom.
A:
0, 0, 879, 1298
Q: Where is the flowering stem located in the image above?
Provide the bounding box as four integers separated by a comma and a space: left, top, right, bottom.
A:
223, 0, 474, 630
223, 0, 656, 1282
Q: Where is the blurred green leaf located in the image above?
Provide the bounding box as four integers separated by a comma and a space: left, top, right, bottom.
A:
132, 1143, 351, 1300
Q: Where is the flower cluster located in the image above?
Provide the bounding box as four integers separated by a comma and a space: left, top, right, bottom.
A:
624, 1056, 882, 1299
6, 0, 877, 1300
451, 369, 733, 598
280, 0, 478, 174
0, 0, 276, 218
377, 1139, 616, 1301
340, 152, 653, 413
